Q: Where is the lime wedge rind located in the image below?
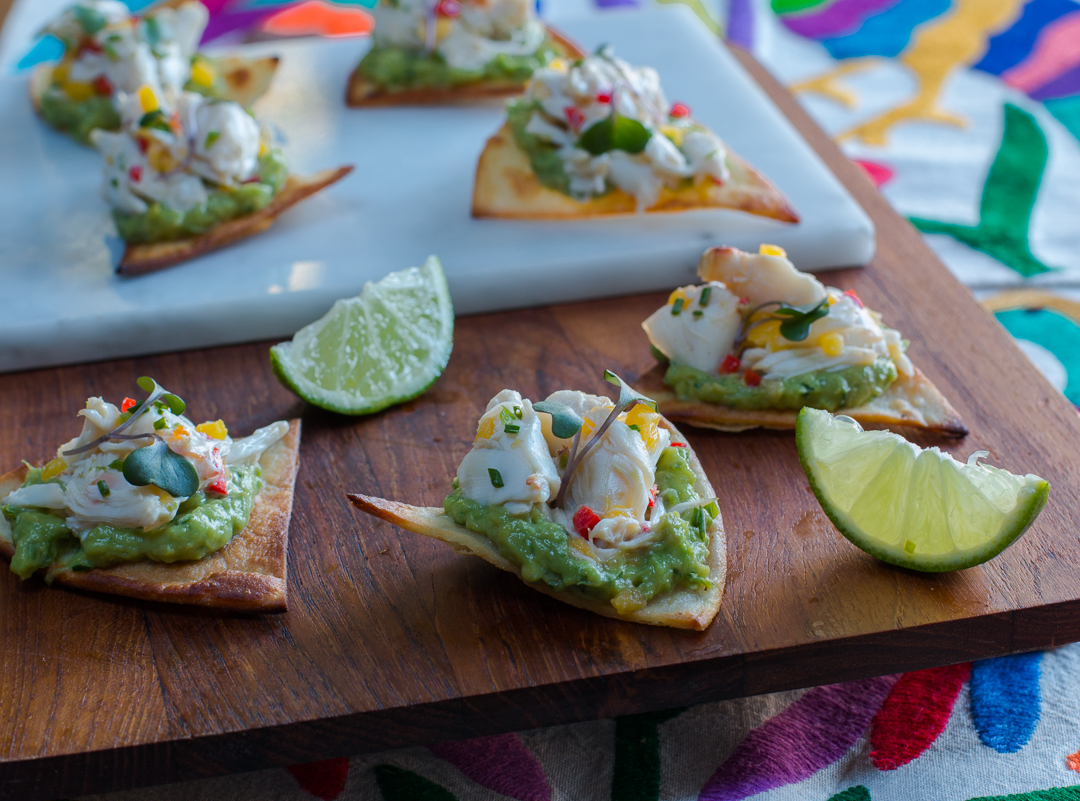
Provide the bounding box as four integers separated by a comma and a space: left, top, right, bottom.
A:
270, 256, 454, 416
796, 408, 1049, 572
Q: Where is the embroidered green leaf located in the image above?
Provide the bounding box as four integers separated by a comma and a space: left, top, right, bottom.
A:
122, 440, 199, 497
533, 401, 585, 439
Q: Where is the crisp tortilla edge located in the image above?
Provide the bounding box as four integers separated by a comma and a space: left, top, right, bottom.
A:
345, 25, 586, 107
0, 419, 302, 612
118, 166, 353, 276
347, 419, 726, 630
470, 122, 800, 223
637, 366, 968, 437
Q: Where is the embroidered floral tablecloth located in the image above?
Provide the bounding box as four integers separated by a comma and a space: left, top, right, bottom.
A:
8, 0, 1080, 797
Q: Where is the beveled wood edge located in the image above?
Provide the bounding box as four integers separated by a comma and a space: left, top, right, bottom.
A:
1, 597, 1072, 800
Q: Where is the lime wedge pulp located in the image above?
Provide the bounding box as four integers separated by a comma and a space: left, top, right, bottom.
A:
271, 256, 454, 415
796, 408, 1049, 572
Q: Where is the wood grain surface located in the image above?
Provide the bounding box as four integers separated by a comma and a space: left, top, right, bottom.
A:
1, 48, 1079, 800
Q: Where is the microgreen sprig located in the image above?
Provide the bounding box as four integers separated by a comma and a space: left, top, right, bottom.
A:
535, 371, 658, 510
733, 298, 830, 354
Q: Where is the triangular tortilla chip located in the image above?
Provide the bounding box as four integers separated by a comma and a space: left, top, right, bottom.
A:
347, 418, 725, 630
345, 26, 585, 107
471, 122, 799, 222
635, 364, 968, 437
0, 419, 301, 612
117, 166, 353, 275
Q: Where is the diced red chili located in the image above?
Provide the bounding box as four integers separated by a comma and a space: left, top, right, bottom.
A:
720, 354, 741, 374
206, 448, 228, 496
93, 75, 112, 96
669, 442, 687, 447
79, 39, 102, 54
738, 297, 749, 305
128, 165, 142, 182
572, 505, 601, 537
669, 102, 691, 118
136, 136, 149, 154
120, 397, 136, 412
744, 369, 762, 387
436, 0, 461, 15
564, 106, 585, 129
843, 289, 864, 308
595, 92, 611, 104
647, 484, 658, 508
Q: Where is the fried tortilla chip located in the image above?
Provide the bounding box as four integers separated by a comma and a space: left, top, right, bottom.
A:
117, 166, 353, 275
471, 123, 799, 222
345, 27, 585, 107
635, 364, 968, 437
0, 419, 301, 612
347, 419, 725, 630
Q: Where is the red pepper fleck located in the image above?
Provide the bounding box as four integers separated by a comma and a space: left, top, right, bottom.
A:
572, 505, 601, 537
669, 442, 687, 447
711, 176, 725, 186
120, 397, 136, 412
744, 369, 762, 387
79, 39, 103, 54
595, 92, 612, 104
669, 102, 691, 118
128, 165, 142, 182
136, 135, 149, 154
738, 297, 749, 305
843, 289, 864, 308
564, 105, 585, 130
93, 75, 112, 96
206, 448, 228, 496
720, 354, 741, 374
647, 484, 658, 509
241, 175, 261, 184
436, 0, 461, 15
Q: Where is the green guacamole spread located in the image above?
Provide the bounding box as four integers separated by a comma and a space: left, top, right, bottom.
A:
2, 465, 262, 581
443, 446, 715, 607
359, 40, 557, 94
507, 99, 574, 195
113, 148, 289, 243
664, 357, 898, 412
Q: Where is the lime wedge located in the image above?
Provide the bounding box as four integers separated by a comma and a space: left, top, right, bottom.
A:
796, 408, 1049, 572
271, 256, 454, 415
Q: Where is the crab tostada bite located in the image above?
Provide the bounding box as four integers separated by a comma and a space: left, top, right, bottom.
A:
471, 46, 798, 221
349, 372, 725, 630
91, 84, 352, 274
636, 246, 967, 436
347, 0, 584, 106
31, 0, 279, 145
0, 378, 301, 610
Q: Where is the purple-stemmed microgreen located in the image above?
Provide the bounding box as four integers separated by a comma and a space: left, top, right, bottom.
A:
535, 371, 658, 510
733, 298, 830, 355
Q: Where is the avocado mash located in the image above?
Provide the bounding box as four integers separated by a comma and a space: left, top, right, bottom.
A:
359, 42, 556, 94
507, 99, 574, 195
2, 464, 261, 581
112, 148, 288, 243
443, 446, 714, 605
39, 90, 121, 145
665, 357, 899, 411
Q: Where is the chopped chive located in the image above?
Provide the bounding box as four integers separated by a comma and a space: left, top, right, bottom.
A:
699, 286, 712, 307
204, 130, 221, 150
628, 424, 641, 432
692, 310, 704, 318
97, 480, 110, 498
153, 417, 168, 430
504, 423, 521, 434
513, 405, 523, 420
108, 459, 125, 471
671, 298, 685, 316
488, 468, 504, 488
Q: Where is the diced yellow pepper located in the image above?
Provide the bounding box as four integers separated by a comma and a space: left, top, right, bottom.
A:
818, 331, 845, 357
475, 416, 495, 441
625, 405, 661, 452
42, 458, 67, 480
53, 62, 70, 84
64, 81, 94, 101
611, 586, 647, 614
667, 288, 690, 306
759, 244, 787, 257
659, 124, 685, 147
146, 140, 176, 173
190, 60, 215, 87
196, 420, 229, 440
547, 58, 568, 73
745, 318, 783, 349
138, 84, 158, 113
174, 425, 189, 438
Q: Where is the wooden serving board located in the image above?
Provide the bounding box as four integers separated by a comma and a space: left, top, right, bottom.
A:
2, 51, 1080, 800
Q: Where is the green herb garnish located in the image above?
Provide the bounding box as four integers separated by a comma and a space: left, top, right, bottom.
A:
73, 5, 107, 35
122, 439, 199, 498
97, 480, 110, 498
488, 468, 504, 488
699, 286, 712, 307
204, 131, 220, 150
735, 298, 832, 353
671, 298, 685, 316
578, 114, 651, 156
138, 109, 171, 133
108, 459, 125, 471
